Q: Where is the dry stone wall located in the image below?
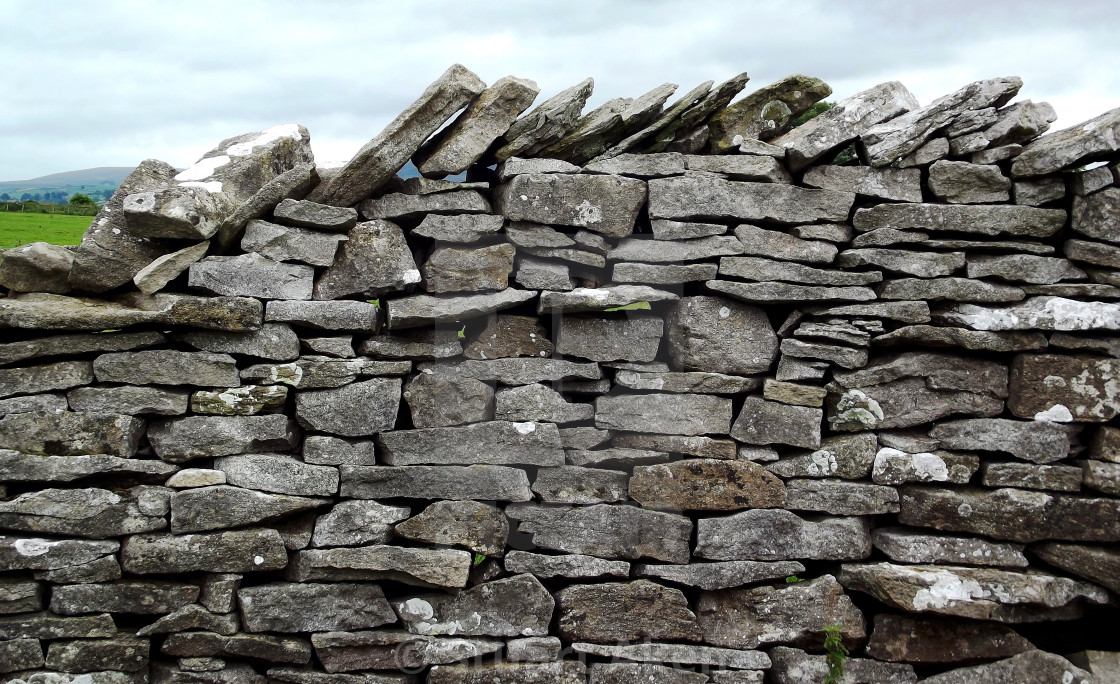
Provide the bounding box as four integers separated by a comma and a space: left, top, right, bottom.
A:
1, 64, 1120, 683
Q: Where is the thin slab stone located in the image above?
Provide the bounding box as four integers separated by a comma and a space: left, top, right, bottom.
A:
387, 288, 537, 329
853, 203, 1066, 238
648, 176, 854, 224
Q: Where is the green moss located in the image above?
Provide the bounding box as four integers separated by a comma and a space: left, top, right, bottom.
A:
604, 301, 651, 312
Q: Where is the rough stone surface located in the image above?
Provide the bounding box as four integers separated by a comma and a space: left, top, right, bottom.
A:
189, 252, 314, 300
595, 393, 731, 435
866, 613, 1033, 664
665, 296, 778, 374
495, 173, 646, 238
394, 500, 508, 556
556, 580, 700, 643
394, 574, 554, 636
295, 377, 402, 437
148, 415, 298, 462
313, 221, 419, 300
1008, 353, 1120, 421
120, 528, 288, 573
508, 503, 691, 563
341, 465, 532, 501
629, 458, 785, 511
696, 509, 870, 561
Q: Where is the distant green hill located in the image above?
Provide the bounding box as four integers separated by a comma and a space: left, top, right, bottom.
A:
0, 167, 134, 204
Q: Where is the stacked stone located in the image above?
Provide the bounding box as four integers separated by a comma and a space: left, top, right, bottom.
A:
0, 63, 1118, 683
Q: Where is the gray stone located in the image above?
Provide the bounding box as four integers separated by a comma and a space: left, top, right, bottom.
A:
495, 78, 594, 161
853, 202, 1066, 238
166, 468, 227, 488
93, 350, 239, 387
505, 222, 577, 249
120, 528, 287, 573
494, 384, 592, 424
311, 499, 408, 547
803, 165, 922, 202
0, 611, 116, 639
876, 326, 1042, 355
532, 465, 629, 504
838, 561, 1107, 622
272, 198, 357, 231
598, 80, 712, 158
387, 288, 536, 329
860, 77, 1021, 165
523, 246, 605, 267
720, 256, 881, 286
791, 223, 853, 242
1032, 542, 1120, 594
696, 508, 870, 561
629, 458, 785, 511
731, 396, 822, 449
308, 629, 502, 674
928, 161, 1011, 203
508, 503, 691, 563
0, 451, 175, 485
665, 296, 778, 375
780, 338, 869, 369
635, 560, 804, 591
241, 220, 347, 267
807, 300, 931, 323
148, 415, 297, 462
697, 575, 865, 649
238, 582, 395, 633
0, 361, 92, 399
301, 436, 377, 467
1012, 106, 1120, 177
68, 160, 179, 293
464, 315, 552, 360
607, 236, 743, 264
0, 292, 262, 333
317, 65, 485, 205
133, 241, 210, 295
1014, 176, 1066, 205
649, 218, 726, 239
423, 358, 600, 386
566, 447, 670, 469
539, 87, 674, 165
161, 631, 311, 664
189, 253, 313, 300
313, 221, 418, 300
395, 573, 553, 636
428, 661, 586, 683
1009, 353, 1120, 421
341, 465, 532, 501
394, 500, 508, 556
939, 296, 1120, 331
190, 384, 287, 415
498, 156, 581, 180
504, 551, 629, 580
898, 137, 951, 167
0, 409, 145, 457
575, 642, 769, 672
866, 613, 1034, 665
0, 637, 43, 673
768, 646, 916, 684
179, 323, 301, 362
765, 432, 878, 480
134, 605, 239, 637
584, 152, 687, 178
294, 377, 401, 437
706, 74, 832, 151
1082, 459, 1120, 495
0, 330, 165, 368
774, 80, 918, 170
212, 453, 337, 496
871, 447, 979, 485
615, 370, 761, 394
239, 356, 408, 390
44, 635, 149, 673
784, 478, 899, 515
837, 248, 964, 278
0, 486, 167, 539
685, 154, 790, 183
0, 536, 118, 573
422, 242, 515, 293
51, 579, 198, 615
557, 580, 700, 643
414, 75, 540, 176
495, 173, 646, 238
897, 485, 1120, 543
707, 280, 876, 303
1072, 187, 1120, 243
292, 545, 470, 588
170, 485, 326, 533
400, 372, 493, 428
265, 300, 379, 331
360, 330, 460, 360
648, 176, 853, 224
595, 393, 731, 435
930, 418, 1069, 463
0, 242, 74, 293
514, 258, 573, 291
214, 160, 319, 249
560, 426, 611, 450
379, 420, 562, 466
359, 190, 491, 220
879, 277, 1024, 302
1067, 237, 1120, 268
966, 254, 1087, 285
982, 462, 1084, 491
413, 214, 505, 243
733, 224, 838, 264
553, 315, 662, 362
506, 636, 561, 663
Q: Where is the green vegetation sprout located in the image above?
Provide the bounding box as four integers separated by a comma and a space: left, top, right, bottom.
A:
822, 625, 848, 684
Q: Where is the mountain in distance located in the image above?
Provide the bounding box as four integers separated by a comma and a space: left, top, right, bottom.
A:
0, 167, 135, 203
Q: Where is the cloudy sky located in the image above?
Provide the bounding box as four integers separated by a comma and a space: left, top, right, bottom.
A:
3, 0, 1119, 180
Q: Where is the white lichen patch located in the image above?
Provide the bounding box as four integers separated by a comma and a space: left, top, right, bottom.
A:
571, 287, 612, 301
179, 180, 223, 193
573, 199, 603, 225
226, 123, 302, 156
513, 422, 537, 435
1034, 404, 1073, 422
175, 155, 231, 182
403, 269, 422, 284
911, 569, 987, 611
14, 538, 58, 556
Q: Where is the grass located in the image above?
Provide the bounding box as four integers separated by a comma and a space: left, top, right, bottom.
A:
0, 212, 91, 248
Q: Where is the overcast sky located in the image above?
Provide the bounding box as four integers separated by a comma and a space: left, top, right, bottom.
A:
4, 0, 1119, 180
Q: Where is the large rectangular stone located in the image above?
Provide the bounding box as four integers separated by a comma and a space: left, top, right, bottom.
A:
341, 465, 532, 501
378, 421, 564, 466
648, 176, 854, 223
595, 393, 732, 435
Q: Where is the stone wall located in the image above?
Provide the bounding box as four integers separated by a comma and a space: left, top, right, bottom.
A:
1, 64, 1119, 683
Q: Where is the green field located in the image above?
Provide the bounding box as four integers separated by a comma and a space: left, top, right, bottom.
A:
0, 213, 91, 248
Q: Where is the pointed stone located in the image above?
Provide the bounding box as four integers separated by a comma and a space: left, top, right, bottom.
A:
495, 78, 594, 162
319, 65, 486, 205
133, 241, 210, 294
598, 81, 712, 159
272, 198, 357, 231
1012, 106, 1120, 177
170, 485, 325, 533
709, 75, 833, 152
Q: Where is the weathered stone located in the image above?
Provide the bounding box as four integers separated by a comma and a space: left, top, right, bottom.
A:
44, 635, 149, 673
213, 159, 319, 249
134, 604, 239, 637
378, 420, 561, 466
161, 631, 311, 664
873, 527, 1027, 569
155, 661, 266, 682
494, 173, 645, 238
412, 214, 504, 244
784, 479, 899, 515
292, 545, 470, 588
0, 536, 118, 574
51, 579, 198, 615
508, 503, 691, 563
803, 165, 921, 203
387, 288, 536, 329
707, 280, 876, 303
148, 415, 297, 462
531, 466, 628, 504
0, 486, 167, 538
928, 161, 1010, 203
189, 384, 287, 416
629, 458, 785, 511
665, 296, 778, 375
633, 560, 803, 593
399, 372, 493, 428
866, 613, 1034, 664
1014, 176, 1067, 206
394, 573, 552, 636
584, 152, 686, 178
91, 351, 237, 388
706, 74, 832, 152
696, 508, 870, 562
697, 575, 865, 649
498, 157, 581, 181
875, 326, 1047, 353
239, 220, 346, 268
0, 637, 43, 673
553, 315, 662, 363
853, 204, 1065, 240
0, 611, 116, 639
808, 300, 931, 323
1066, 238, 1120, 269
611, 262, 717, 286
836, 248, 963, 279
0, 242, 75, 294
768, 646, 916, 684
120, 528, 287, 573
615, 370, 761, 395
1072, 187, 1120, 245
1081, 459, 1120, 496
272, 198, 357, 231
264, 300, 379, 331
939, 296, 1120, 331
1032, 542, 1120, 594
898, 137, 950, 167
648, 176, 852, 225
514, 257, 573, 291
419, 243, 515, 294
0, 392, 66, 416
66, 388, 186, 420
861, 77, 1021, 165
731, 396, 822, 449
839, 561, 1107, 621
170, 485, 324, 533
566, 447, 670, 469
299, 438, 372, 469
209, 453, 336, 497
596, 80, 713, 158
414, 75, 540, 176
429, 661, 586, 684
505, 636, 562, 663
189, 252, 313, 300
557, 581, 699, 643
313, 221, 418, 300
898, 485, 1120, 543
317, 65, 484, 205
1012, 106, 1120, 177
732, 224, 838, 265
981, 462, 1083, 491
1008, 353, 1120, 421
341, 465, 532, 501
0, 579, 43, 614
294, 377, 401, 437
308, 499, 407, 547
872, 447, 979, 485
0, 331, 165, 368
504, 551, 629, 581
684, 155, 790, 183
308, 629, 502, 674
560, 426, 611, 450
463, 315, 552, 360
180, 324, 300, 363
236, 582, 395, 633
0, 361, 93, 401
389, 499, 507, 557
880, 277, 1024, 302
766, 433, 877, 479
967, 254, 1086, 285
538, 87, 673, 165
489, 385, 587, 424
495, 78, 594, 161
930, 417, 1069, 463
780, 338, 868, 369
595, 393, 731, 435
720, 256, 879, 286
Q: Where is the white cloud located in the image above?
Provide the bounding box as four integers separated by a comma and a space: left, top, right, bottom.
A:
2, 0, 1119, 179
